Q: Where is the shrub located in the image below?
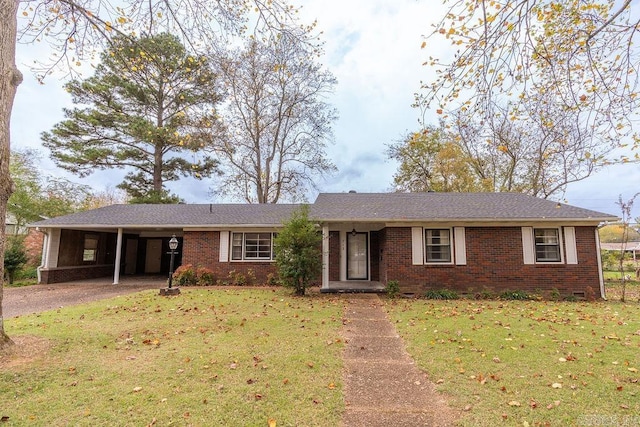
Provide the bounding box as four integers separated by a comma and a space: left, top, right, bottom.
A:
274, 205, 322, 296
266, 273, 280, 286
173, 264, 197, 286
585, 286, 597, 302
385, 280, 400, 298
424, 289, 459, 300
196, 267, 216, 286
549, 288, 562, 301
4, 235, 28, 285
499, 290, 531, 300
227, 270, 247, 286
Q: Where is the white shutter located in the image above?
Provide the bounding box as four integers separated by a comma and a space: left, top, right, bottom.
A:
411, 227, 424, 265
454, 227, 467, 265
522, 227, 535, 264
219, 231, 230, 262
564, 227, 578, 264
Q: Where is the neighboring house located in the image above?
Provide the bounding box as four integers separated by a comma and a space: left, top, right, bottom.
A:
599, 242, 640, 262
30, 192, 617, 298
5, 212, 44, 265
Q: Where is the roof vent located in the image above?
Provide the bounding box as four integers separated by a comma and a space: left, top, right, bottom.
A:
348, 190, 357, 193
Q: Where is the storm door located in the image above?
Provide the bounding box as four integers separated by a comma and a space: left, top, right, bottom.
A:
347, 232, 368, 280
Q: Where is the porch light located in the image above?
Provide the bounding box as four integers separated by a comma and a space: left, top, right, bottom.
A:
160, 234, 181, 296
351, 228, 357, 237
169, 235, 179, 251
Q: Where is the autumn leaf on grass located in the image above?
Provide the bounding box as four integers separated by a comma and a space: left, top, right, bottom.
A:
268, 419, 276, 427
508, 401, 521, 407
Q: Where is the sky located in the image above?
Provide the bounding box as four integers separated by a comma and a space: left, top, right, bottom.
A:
10, 0, 640, 218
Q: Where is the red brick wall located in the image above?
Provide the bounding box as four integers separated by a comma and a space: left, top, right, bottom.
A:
182, 231, 279, 284
382, 226, 601, 298
40, 265, 115, 283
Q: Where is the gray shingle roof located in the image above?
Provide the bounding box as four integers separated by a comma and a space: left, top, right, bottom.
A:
30, 192, 617, 229
31, 203, 300, 228
310, 192, 616, 222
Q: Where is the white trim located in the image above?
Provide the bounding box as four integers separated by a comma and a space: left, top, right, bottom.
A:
454, 227, 467, 265
595, 229, 606, 299
219, 231, 229, 262
563, 227, 578, 264
424, 227, 455, 265
229, 231, 276, 262
522, 227, 535, 264
411, 227, 424, 265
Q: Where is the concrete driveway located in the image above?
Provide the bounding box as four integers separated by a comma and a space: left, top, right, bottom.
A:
2, 276, 166, 318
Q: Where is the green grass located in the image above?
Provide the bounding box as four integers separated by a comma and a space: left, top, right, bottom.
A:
2, 288, 345, 426
386, 299, 640, 426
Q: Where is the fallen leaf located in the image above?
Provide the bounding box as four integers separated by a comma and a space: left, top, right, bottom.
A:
551, 383, 562, 389
307, 362, 314, 368
493, 357, 501, 363
620, 404, 629, 409
133, 387, 143, 392
628, 368, 638, 373
268, 419, 276, 427
463, 405, 472, 411
254, 394, 262, 400
328, 383, 335, 390
508, 400, 521, 407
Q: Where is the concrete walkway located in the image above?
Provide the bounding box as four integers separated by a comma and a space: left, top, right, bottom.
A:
341, 294, 457, 427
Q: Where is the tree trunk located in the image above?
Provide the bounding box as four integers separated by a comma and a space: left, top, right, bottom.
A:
0, 0, 23, 348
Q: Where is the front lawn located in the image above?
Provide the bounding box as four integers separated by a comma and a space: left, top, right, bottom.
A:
387, 299, 640, 426
1, 288, 345, 426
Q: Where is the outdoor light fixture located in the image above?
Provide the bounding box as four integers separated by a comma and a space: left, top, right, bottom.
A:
169, 234, 179, 251
160, 234, 181, 296
351, 228, 357, 237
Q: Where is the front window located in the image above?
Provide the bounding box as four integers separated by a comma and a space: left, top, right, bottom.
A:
425, 229, 451, 263
231, 232, 275, 260
83, 235, 99, 262
534, 228, 561, 262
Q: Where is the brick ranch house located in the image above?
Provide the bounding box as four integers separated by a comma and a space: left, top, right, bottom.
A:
30, 192, 617, 298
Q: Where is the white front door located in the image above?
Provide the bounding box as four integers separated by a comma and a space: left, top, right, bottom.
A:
347, 232, 368, 280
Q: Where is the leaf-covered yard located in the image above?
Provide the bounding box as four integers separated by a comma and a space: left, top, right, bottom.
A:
3, 287, 640, 426
387, 299, 640, 426
1, 289, 345, 426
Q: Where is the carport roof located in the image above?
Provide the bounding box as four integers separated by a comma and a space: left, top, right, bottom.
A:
30, 192, 617, 229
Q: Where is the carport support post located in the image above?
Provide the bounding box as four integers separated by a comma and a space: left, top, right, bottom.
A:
322, 225, 329, 290
113, 228, 123, 285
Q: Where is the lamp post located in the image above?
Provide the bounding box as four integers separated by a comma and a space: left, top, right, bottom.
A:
161, 234, 181, 296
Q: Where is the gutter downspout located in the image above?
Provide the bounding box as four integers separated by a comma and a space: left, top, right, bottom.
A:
36, 227, 49, 284
595, 227, 606, 300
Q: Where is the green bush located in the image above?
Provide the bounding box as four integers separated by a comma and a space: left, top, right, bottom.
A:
274, 205, 322, 296
385, 280, 400, 298
196, 267, 216, 285
499, 290, 531, 300
4, 235, 28, 285
172, 264, 198, 286
424, 289, 459, 300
